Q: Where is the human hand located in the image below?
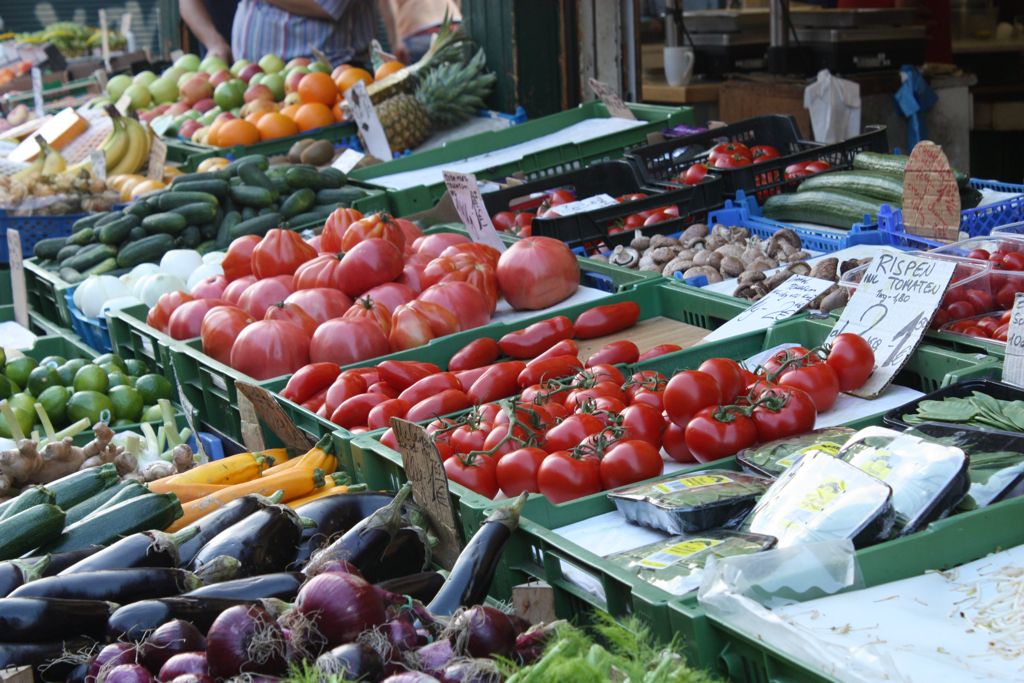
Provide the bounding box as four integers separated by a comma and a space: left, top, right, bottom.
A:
207, 42, 232, 62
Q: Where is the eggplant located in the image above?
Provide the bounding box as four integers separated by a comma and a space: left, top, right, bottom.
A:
363, 527, 431, 583
177, 493, 282, 568
376, 571, 446, 604
9, 568, 200, 602
291, 492, 406, 568
107, 597, 247, 640
303, 485, 412, 576
0, 597, 112, 642
59, 527, 200, 575
22, 547, 102, 576
189, 504, 303, 576
428, 494, 525, 617
0, 639, 93, 675
0, 556, 49, 597
182, 572, 304, 601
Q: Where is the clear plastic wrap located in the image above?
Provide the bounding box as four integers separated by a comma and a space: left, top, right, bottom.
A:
737, 427, 856, 478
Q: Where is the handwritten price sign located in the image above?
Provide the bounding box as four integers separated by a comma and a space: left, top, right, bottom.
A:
703, 275, 833, 342
443, 170, 506, 252
826, 250, 955, 398
1002, 293, 1024, 387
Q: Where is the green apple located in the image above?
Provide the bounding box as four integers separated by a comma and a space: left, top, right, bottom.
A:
124, 84, 152, 110
133, 70, 157, 87
308, 61, 331, 74
182, 110, 202, 120
261, 73, 285, 101
249, 73, 265, 86
257, 54, 285, 74
213, 80, 245, 110
106, 74, 132, 101
162, 65, 185, 83
200, 55, 228, 74
148, 77, 178, 105
230, 59, 251, 77
199, 107, 222, 126
175, 53, 201, 72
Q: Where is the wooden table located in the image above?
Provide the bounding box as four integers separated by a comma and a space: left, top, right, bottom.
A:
642, 76, 722, 105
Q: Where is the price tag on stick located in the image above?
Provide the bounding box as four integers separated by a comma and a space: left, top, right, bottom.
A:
173, 371, 207, 462
825, 250, 955, 398
235, 381, 317, 451
588, 78, 636, 120
90, 149, 107, 181
6, 229, 29, 328
344, 80, 392, 161
99, 9, 111, 70
1002, 293, 1024, 387
703, 275, 834, 342
902, 141, 961, 242
442, 170, 507, 252
147, 130, 167, 180
390, 418, 462, 569
30, 68, 44, 118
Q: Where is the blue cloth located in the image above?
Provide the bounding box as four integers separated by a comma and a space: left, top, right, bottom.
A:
894, 65, 938, 148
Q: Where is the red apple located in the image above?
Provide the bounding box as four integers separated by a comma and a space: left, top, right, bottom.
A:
214, 111, 237, 124
284, 70, 306, 93
180, 74, 213, 104
238, 63, 263, 83
192, 98, 216, 113
243, 84, 273, 103
209, 69, 232, 87
178, 119, 202, 139
168, 101, 190, 115
285, 57, 311, 70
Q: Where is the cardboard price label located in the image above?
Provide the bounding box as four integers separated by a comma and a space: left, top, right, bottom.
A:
6, 229, 29, 328
31, 68, 44, 118
90, 149, 107, 181
147, 130, 167, 180
826, 250, 955, 398
332, 148, 365, 174
173, 372, 206, 461
1002, 293, 1024, 387
344, 80, 391, 162
588, 78, 635, 120
98, 9, 111, 69
703, 275, 834, 342
442, 170, 507, 252
92, 68, 108, 90
235, 381, 317, 451
115, 94, 132, 115
902, 141, 961, 242
547, 193, 619, 217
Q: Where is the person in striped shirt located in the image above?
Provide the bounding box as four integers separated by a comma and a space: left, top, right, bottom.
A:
231, 0, 376, 67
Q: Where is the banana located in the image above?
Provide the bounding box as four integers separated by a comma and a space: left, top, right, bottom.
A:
109, 117, 148, 175
11, 154, 44, 181
39, 138, 66, 175
100, 116, 129, 172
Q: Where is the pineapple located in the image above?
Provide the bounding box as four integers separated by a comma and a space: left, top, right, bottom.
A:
367, 15, 470, 104
376, 50, 497, 153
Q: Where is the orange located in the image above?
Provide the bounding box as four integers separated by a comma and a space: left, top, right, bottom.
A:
256, 112, 300, 140
331, 100, 346, 122
374, 60, 405, 80
245, 111, 268, 125
206, 119, 227, 146
293, 102, 335, 132
298, 72, 339, 106
334, 67, 372, 96
331, 64, 353, 81
216, 119, 261, 147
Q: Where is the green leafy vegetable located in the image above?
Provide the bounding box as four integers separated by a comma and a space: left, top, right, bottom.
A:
904, 392, 1024, 433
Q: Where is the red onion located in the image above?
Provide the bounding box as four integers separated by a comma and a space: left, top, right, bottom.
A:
382, 675, 441, 683
293, 572, 386, 653
313, 560, 362, 577
440, 659, 502, 683
314, 643, 382, 681
384, 617, 419, 653
87, 643, 137, 683
104, 665, 153, 683
169, 676, 214, 683
413, 640, 454, 677
142, 620, 206, 674
449, 607, 515, 659
514, 622, 560, 665
206, 604, 287, 679
157, 652, 208, 682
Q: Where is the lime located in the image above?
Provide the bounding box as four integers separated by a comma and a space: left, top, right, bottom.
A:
0, 376, 11, 401
27, 365, 62, 398
37, 355, 66, 368
5, 357, 38, 390
67, 391, 113, 426
107, 371, 129, 388
140, 404, 163, 422
0, 404, 33, 439
136, 374, 173, 404
0, 347, 6, 372
57, 359, 89, 386
108, 385, 144, 422
124, 359, 149, 376
37, 385, 70, 428
7, 392, 36, 417
94, 353, 127, 373
74, 365, 110, 394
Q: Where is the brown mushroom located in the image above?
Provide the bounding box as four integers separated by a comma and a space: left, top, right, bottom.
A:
810, 257, 840, 281
720, 255, 746, 278
609, 245, 640, 268
679, 223, 708, 247
764, 269, 795, 290
630, 235, 651, 251
662, 257, 692, 278
747, 257, 778, 272
650, 246, 677, 264
820, 286, 850, 312
786, 250, 812, 263
786, 262, 812, 276
737, 270, 766, 286
650, 234, 678, 250
682, 265, 723, 283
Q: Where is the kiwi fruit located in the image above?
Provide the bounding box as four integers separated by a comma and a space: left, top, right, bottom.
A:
300, 139, 336, 167
288, 138, 315, 163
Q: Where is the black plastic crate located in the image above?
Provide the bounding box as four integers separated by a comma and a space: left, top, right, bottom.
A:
625, 114, 889, 201
883, 379, 1024, 437
482, 160, 652, 215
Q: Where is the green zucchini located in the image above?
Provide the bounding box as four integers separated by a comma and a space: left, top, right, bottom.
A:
315, 187, 366, 206
41, 493, 182, 554
83, 257, 119, 276
216, 211, 241, 248
229, 186, 276, 208
797, 170, 904, 205
116, 233, 176, 268
180, 226, 202, 248
81, 481, 148, 522
62, 244, 117, 272
128, 226, 147, 241
94, 211, 126, 228
229, 212, 282, 239
142, 212, 188, 235
200, 222, 218, 240
59, 267, 84, 284
762, 190, 886, 229
55, 244, 80, 263
171, 169, 232, 184
170, 179, 230, 198
97, 215, 140, 245
196, 240, 218, 254
0, 486, 55, 521
853, 151, 970, 189
47, 465, 120, 510
0, 505, 65, 560
62, 481, 133, 526
318, 167, 347, 188
280, 188, 316, 218
33, 237, 67, 260
124, 201, 154, 219
284, 165, 327, 190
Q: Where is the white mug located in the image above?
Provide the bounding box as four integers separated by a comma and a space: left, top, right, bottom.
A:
664, 46, 695, 87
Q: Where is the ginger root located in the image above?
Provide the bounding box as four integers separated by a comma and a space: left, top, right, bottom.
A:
0, 423, 121, 492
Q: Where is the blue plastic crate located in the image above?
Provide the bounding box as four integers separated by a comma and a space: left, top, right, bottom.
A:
64, 287, 113, 353
188, 431, 225, 460
0, 211, 81, 264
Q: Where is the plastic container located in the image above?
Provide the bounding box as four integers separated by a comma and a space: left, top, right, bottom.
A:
64, 287, 113, 353
882, 378, 1024, 437
931, 310, 1008, 355
0, 211, 82, 264
105, 304, 181, 381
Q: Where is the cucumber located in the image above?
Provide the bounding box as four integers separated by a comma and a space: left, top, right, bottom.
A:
200, 222, 218, 240
853, 151, 970, 189
318, 167, 347, 188
117, 233, 176, 268
226, 154, 269, 173
129, 226, 147, 241
217, 211, 241, 247
62, 481, 133, 526
83, 257, 118, 276
63, 244, 117, 272
55, 244, 80, 263
181, 226, 202, 248
280, 188, 316, 218
237, 162, 276, 192
33, 237, 67, 260
229, 212, 282, 239
97, 215, 140, 245
67, 228, 95, 247
158, 192, 219, 210
196, 240, 218, 254
125, 201, 154, 219
171, 202, 219, 224
0, 505, 65, 560
284, 165, 325, 190
796, 170, 904, 205
315, 187, 366, 206
95, 211, 126, 228
170, 179, 230, 198
70, 213, 104, 232
0, 486, 55, 522
59, 267, 84, 284
762, 190, 886, 229
241, 206, 256, 221
288, 205, 337, 226
171, 169, 232, 184
270, 175, 291, 195
46, 465, 120, 511
230, 185, 276, 208
142, 212, 188, 235
39, 493, 183, 554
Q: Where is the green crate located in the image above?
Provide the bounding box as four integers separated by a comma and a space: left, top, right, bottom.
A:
165, 138, 220, 164
24, 258, 73, 328
19, 334, 98, 363
178, 121, 360, 172
105, 305, 181, 381
351, 101, 693, 216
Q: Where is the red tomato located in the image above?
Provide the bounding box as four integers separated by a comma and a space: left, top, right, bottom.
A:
784, 161, 811, 180
223, 275, 256, 305
826, 333, 875, 392
543, 413, 604, 452
779, 362, 840, 413
762, 346, 817, 375
711, 153, 752, 169
750, 145, 780, 163
324, 373, 369, 416
963, 289, 994, 314
586, 340, 639, 367
229, 320, 310, 380
709, 142, 751, 161
637, 343, 682, 361
967, 248, 991, 261
344, 296, 392, 335
537, 451, 601, 504
573, 301, 641, 339
679, 163, 708, 185
512, 212, 534, 237
804, 160, 831, 174
445, 455, 498, 498
363, 282, 416, 314
388, 304, 434, 351
166, 298, 230, 340
423, 257, 499, 312
498, 316, 574, 358
412, 232, 471, 259
281, 362, 341, 404
496, 447, 547, 496
662, 421, 696, 463
284, 288, 352, 324
190, 275, 227, 299
406, 299, 459, 338
146, 291, 194, 333
398, 372, 463, 407
251, 229, 317, 279
582, 364, 625, 386
366, 398, 410, 430
496, 237, 579, 311
532, 339, 579, 364
376, 360, 439, 391
336, 238, 404, 298
292, 253, 344, 291
620, 403, 665, 447
946, 300, 977, 319
320, 207, 364, 253
1002, 253, 1024, 271
492, 211, 516, 231
993, 323, 1010, 341
449, 337, 500, 372
599, 440, 664, 489
963, 325, 989, 338
546, 189, 575, 206
450, 424, 490, 454
200, 305, 253, 365
221, 235, 261, 281
405, 389, 472, 423
697, 358, 745, 403
684, 406, 758, 462
340, 212, 407, 253
237, 275, 294, 320
518, 355, 583, 388
468, 361, 527, 405
751, 386, 817, 442
418, 281, 492, 331
331, 393, 389, 429
663, 370, 721, 427
440, 243, 502, 270
265, 302, 318, 337
310, 317, 391, 366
